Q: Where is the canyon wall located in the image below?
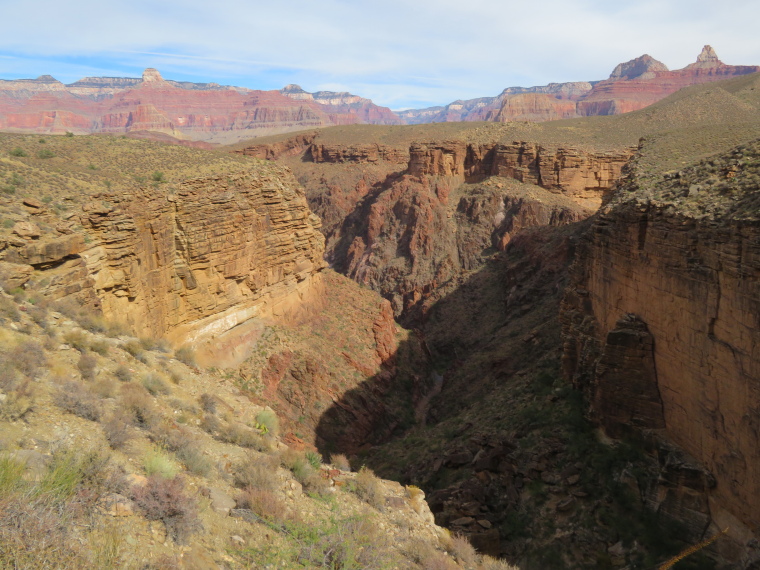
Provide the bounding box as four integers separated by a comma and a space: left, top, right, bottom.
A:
1, 162, 326, 362
561, 141, 760, 563
409, 140, 634, 209
0, 69, 401, 143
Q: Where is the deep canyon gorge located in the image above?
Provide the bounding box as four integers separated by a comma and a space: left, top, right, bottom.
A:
0, 52, 760, 569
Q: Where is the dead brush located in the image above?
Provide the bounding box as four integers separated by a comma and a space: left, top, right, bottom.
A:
119, 382, 160, 429
236, 486, 294, 524
353, 466, 385, 511
54, 380, 103, 421
131, 475, 201, 545
233, 454, 279, 491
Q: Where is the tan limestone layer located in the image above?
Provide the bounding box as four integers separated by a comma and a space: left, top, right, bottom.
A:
80, 166, 326, 347
561, 201, 760, 537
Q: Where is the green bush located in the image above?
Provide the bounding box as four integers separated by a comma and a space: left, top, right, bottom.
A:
256, 409, 280, 436
143, 447, 180, 479
8, 147, 27, 157
36, 148, 55, 159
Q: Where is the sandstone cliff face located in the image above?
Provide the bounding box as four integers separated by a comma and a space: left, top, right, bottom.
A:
561, 140, 760, 562
79, 167, 326, 354
0, 159, 327, 364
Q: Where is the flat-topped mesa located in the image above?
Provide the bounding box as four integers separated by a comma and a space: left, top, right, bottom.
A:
79, 165, 326, 362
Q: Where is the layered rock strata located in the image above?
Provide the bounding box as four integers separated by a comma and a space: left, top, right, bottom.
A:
561, 140, 760, 562
0, 163, 326, 359
81, 169, 326, 349
0, 69, 401, 143
409, 141, 634, 209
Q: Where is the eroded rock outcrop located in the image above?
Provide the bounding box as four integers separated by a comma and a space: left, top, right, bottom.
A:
561, 139, 760, 563
78, 167, 326, 352
409, 141, 634, 209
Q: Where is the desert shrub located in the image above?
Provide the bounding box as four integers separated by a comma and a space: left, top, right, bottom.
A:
151, 422, 212, 477
0, 493, 89, 568
131, 475, 201, 544
0, 455, 25, 495
200, 413, 221, 435
447, 534, 478, 568
120, 383, 159, 429
142, 373, 171, 396
407, 484, 426, 515
302, 470, 331, 498
113, 365, 132, 382
8, 147, 27, 157
151, 171, 166, 183
9, 340, 47, 379
0, 364, 34, 421
78, 352, 98, 381
233, 454, 279, 491
280, 448, 310, 480
353, 466, 385, 510
174, 345, 196, 367
255, 408, 279, 436
296, 515, 399, 569
92, 377, 117, 398
63, 329, 89, 352
122, 340, 143, 358
27, 304, 49, 329
306, 450, 322, 470
479, 557, 520, 570
143, 447, 180, 479
36, 148, 55, 159
54, 300, 107, 333
54, 381, 103, 421
102, 411, 133, 450
140, 337, 170, 353
0, 297, 20, 322
331, 453, 351, 471
90, 339, 109, 356
198, 393, 217, 414
236, 487, 291, 523
420, 552, 460, 570
218, 422, 269, 451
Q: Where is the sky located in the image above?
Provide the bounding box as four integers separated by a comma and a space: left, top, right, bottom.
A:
0, 0, 758, 110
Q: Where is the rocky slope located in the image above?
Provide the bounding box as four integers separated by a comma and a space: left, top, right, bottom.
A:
400, 46, 759, 124
0, 69, 401, 144
561, 138, 760, 567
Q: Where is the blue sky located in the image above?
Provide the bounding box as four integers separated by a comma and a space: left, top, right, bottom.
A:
1, 0, 758, 110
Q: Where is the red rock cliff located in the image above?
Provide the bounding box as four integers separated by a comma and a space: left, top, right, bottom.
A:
561, 140, 760, 560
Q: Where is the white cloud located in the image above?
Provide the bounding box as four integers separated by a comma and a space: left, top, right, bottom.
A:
0, 0, 758, 108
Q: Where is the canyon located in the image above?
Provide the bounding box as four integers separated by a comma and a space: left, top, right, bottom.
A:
2, 65, 760, 568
